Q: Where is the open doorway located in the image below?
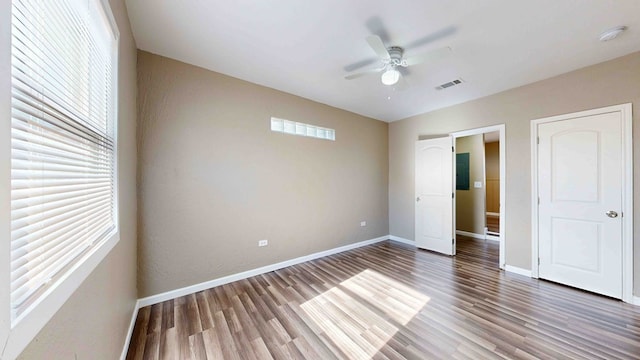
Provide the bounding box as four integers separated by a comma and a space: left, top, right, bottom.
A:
484, 132, 500, 239
413, 125, 505, 268
452, 125, 505, 269
454, 134, 486, 238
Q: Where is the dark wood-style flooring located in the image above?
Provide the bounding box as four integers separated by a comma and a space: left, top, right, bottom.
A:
126, 237, 640, 359
486, 215, 500, 234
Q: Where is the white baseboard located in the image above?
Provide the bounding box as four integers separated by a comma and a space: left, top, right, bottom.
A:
388, 235, 416, 246
120, 235, 391, 357
505, 265, 532, 278
632, 296, 640, 306
120, 299, 141, 360
485, 234, 500, 243
456, 230, 485, 240
137, 235, 390, 308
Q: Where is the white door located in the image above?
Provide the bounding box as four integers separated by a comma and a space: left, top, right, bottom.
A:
537, 111, 623, 298
415, 137, 454, 255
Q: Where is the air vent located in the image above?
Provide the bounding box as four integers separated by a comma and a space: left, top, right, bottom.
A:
435, 78, 464, 90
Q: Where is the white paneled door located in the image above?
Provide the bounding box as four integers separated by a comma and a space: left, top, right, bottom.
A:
415, 137, 454, 255
537, 111, 623, 298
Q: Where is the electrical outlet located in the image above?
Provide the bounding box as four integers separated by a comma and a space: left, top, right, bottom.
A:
258, 239, 268, 247
360, 221, 366, 227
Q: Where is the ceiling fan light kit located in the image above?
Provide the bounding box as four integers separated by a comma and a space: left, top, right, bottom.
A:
381, 68, 400, 85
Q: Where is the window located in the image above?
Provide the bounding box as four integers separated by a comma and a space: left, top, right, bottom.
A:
271, 117, 335, 141
2, 0, 118, 356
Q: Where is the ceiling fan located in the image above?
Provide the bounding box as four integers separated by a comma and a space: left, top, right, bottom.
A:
345, 35, 451, 86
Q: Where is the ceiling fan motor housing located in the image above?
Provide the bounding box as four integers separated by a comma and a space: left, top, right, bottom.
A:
386, 46, 404, 67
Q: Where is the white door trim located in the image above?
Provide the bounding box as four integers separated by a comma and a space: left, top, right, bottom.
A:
531, 103, 633, 303
451, 124, 506, 269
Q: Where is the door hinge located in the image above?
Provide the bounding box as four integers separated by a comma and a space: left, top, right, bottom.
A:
452, 238, 455, 244
538, 257, 540, 265
452, 192, 455, 199
537, 136, 540, 144
538, 197, 540, 205
452, 146, 454, 152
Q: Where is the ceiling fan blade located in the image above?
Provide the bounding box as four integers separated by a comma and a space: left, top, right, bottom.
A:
365, 16, 391, 44
366, 35, 390, 60
403, 26, 457, 50
343, 57, 379, 72
393, 73, 410, 91
345, 67, 385, 80
403, 46, 452, 67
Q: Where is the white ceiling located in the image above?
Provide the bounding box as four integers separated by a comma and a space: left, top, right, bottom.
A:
125, 0, 640, 122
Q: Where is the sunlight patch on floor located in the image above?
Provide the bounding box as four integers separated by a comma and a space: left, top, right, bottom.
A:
300, 269, 430, 359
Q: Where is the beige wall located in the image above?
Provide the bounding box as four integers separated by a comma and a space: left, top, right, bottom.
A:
455, 135, 485, 234
388, 51, 640, 295
18, 0, 138, 358
137, 51, 389, 297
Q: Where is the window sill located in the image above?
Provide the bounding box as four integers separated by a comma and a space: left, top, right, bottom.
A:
1, 231, 120, 359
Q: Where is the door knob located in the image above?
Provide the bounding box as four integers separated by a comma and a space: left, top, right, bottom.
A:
416, 197, 421, 202
606, 210, 618, 218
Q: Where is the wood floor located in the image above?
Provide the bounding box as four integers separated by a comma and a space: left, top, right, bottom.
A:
486, 215, 500, 234
126, 237, 640, 359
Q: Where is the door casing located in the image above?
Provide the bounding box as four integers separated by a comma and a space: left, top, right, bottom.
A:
530, 103, 633, 303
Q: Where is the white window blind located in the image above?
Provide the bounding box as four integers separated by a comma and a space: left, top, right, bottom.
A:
10, 0, 117, 319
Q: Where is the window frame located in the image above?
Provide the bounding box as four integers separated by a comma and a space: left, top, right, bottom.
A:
0, 1, 120, 358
